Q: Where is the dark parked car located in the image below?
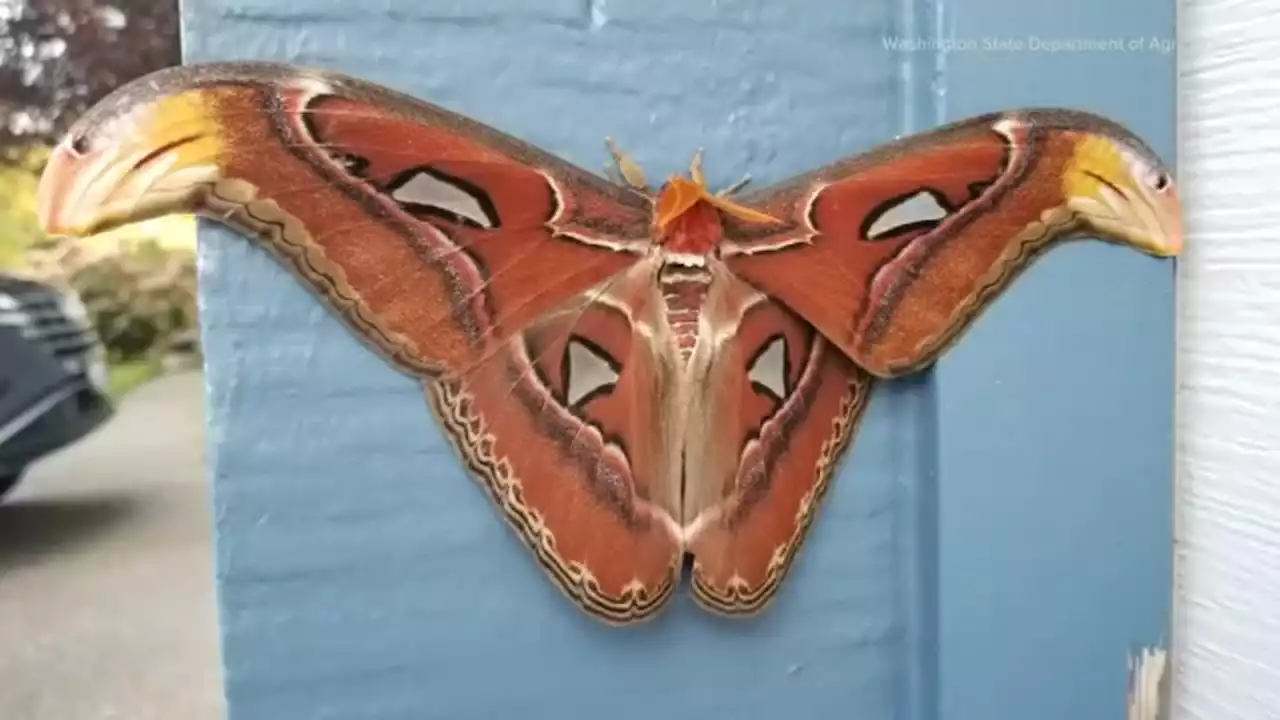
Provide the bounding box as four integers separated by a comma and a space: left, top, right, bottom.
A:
0, 272, 114, 499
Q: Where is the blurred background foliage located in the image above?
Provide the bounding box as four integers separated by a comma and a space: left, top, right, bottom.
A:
0, 145, 44, 266
26, 234, 199, 364
1, 0, 196, 376
0, 0, 179, 164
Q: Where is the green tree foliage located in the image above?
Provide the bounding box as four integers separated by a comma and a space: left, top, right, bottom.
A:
27, 237, 199, 361
0, 1, 193, 360
0, 0, 179, 165
69, 239, 199, 361
0, 1, 180, 265
0, 144, 48, 267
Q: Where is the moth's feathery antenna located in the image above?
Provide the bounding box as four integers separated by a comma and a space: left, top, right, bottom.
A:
690, 148, 751, 197
718, 174, 752, 197
605, 137, 651, 192
689, 148, 706, 186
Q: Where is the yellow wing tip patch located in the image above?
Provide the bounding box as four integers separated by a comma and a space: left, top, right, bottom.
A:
38, 89, 228, 238
1062, 133, 1182, 257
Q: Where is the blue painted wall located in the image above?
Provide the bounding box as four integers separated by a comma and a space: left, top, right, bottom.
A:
185, 1, 1175, 718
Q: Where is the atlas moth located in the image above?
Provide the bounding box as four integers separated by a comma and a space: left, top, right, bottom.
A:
37, 62, 1182, 625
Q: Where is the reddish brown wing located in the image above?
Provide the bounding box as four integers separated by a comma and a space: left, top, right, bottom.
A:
37, 62, 686, 623
720, 109, 1181, 378
40, 62, 655, 378
426, 266, 684, 622
682, 268, 873, 615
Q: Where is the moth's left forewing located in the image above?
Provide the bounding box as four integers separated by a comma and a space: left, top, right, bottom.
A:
721, 109, 1180, 378
41, 63, 656, 381
260, 71, 657, 345
684, 272, 873, 615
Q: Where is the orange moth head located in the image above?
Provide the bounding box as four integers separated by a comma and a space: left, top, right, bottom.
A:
652, 157, 781, 240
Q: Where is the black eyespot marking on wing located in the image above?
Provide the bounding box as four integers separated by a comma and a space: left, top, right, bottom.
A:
967, 181, 994, 198
332, 151, 370, 177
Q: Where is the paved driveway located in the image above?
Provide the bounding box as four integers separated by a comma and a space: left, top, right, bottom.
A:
0, 372, 223, 720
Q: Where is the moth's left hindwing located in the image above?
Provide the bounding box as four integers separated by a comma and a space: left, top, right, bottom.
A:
682, 276, 874, 615
426, 281, 684, 623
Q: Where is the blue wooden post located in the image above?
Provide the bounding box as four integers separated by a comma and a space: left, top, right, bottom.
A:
934, 7, 1177, 716
186, 1, 1175, 718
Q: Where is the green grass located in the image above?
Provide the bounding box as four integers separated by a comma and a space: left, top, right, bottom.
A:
107, 358, 162, 400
